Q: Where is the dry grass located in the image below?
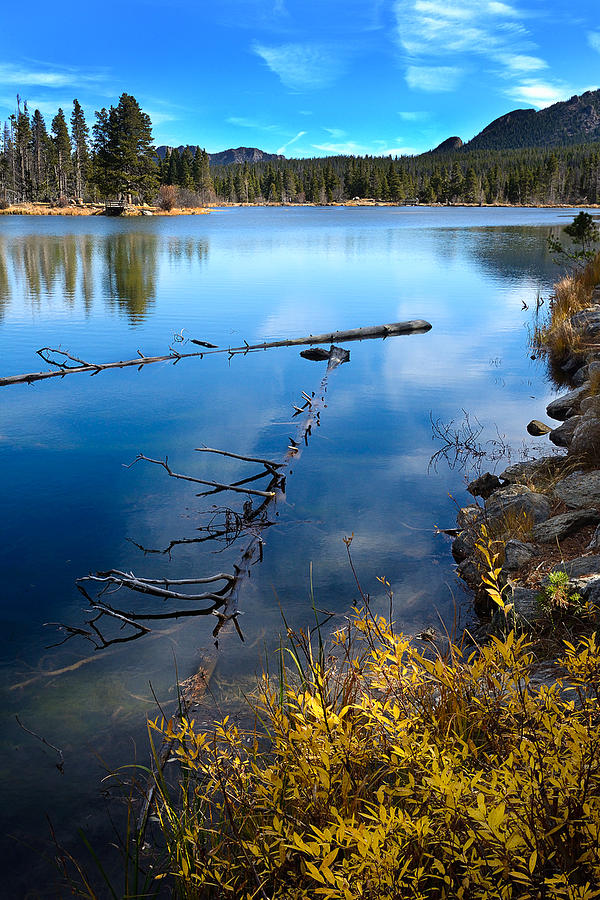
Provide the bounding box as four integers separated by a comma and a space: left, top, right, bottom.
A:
533, 253, 600, 360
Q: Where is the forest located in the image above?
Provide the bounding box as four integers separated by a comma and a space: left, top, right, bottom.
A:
1, 92, 600, 207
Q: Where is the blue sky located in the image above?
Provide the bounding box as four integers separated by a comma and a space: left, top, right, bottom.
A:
1, 0, 599, 157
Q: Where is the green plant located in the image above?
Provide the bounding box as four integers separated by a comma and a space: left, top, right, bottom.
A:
548, 211, 600, 270
537, 570, 584, 617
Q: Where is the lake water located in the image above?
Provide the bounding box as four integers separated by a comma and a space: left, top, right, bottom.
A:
0, 206, 585, 895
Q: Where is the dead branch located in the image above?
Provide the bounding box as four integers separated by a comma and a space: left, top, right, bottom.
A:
0, 320, 431, 387
15, 716, 64, 773
77, 569, 234, 602
127, 454, 277, 498
194, 446, 283, 470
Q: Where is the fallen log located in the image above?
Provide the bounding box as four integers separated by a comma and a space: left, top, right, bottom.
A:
0, 320, 432, 387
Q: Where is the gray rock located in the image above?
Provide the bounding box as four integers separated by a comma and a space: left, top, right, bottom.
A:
532, 509, 600, 543
549, 416, 582, 447
457, 558, 480, 588
485, 484, 552, 526
573, 361, 600, 388
552, 555, 600, 579
456, 505, 482, 530
554, 471, 600, 508
570, 575, 600, 604
509, 586, 542, 621
527, 419, 552, 436
570, 414, 600, 461
467, 472, 502, 499
452, 529, 478, 563
499, 457, 559, 484
579, 395, 600, 416
571, 307, 600, 336
546, 385, 589, 422
561, 353, 586, 375
588, 523, 600, 550
504, 540, 537, 571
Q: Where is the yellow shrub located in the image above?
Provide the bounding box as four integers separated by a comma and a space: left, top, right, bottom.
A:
149, 612, 600, 899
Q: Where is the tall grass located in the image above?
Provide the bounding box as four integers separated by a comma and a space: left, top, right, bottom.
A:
533, 252, 600, 360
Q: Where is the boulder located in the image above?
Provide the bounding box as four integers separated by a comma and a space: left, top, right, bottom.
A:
499, 457, 560, 484
549, 416, 582, 447
579, 395, 600, 416
527, 419, 552, 436
571, 307, 600, 337
552, 555, 600, 579
485, 484, 552, 526
546, 385, 589, 422
588, 523, 600, 550
467, 472, 502, 499
553, 471, 600, 508
457, 558, 480, 588
456, 505, 482, 531
509, 586, 542, 621
570, 414, 600, 461
573, 361, 600, 387
532, 509, 600, 543
503, 540, 537, 571
452, 529, 479, 563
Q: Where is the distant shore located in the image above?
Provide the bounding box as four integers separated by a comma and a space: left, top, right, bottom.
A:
1, 200, 598, 217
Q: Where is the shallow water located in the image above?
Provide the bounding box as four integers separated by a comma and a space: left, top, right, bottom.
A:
0, 206, 585, 895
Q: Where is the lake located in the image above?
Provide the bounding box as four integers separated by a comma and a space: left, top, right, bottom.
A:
0, 206, 583, 895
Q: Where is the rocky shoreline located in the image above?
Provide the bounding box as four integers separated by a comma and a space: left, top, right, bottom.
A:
452, 277, 600, 629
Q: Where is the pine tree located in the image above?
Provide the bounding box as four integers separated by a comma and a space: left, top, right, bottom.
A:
93, 94, 157, 203
71, 99, 90, 199
51, 108, 72, 199
31, 110, 50, 200
13, 98, 32, 201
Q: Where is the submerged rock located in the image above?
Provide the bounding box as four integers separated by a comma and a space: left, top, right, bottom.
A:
553, 471, 600, 508
532, 509, 600, 543
527, 419, 552, 436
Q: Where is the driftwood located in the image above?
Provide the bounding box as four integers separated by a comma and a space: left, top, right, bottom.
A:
0, 320, 431, 387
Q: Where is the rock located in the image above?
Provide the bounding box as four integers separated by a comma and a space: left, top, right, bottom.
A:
499, 457, 559, 484
485, 484, 552, 526
452, 529, 479, 563
573, 361, 600, 387
527, 419, 552, 436
509, 586, 542, 620
504, 540, 537, 571
561, 352, 586, 375
549, 416, 582, 447
546, 385, 589, 422
554, 471, 600, 508
570, 414, 600, 461
552, 555, 600, 579
456, 505, 482, 531
532, 508, 600, 543
579, 395, 600, 416
588, 524, 600, 550
457, 558, 480, 588
467, 472, 502, 499
571, 307, 600, 336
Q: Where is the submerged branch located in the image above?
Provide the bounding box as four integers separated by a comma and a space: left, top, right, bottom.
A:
0, 320, 431, 387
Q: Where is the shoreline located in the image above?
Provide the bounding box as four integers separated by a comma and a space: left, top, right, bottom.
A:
1, 200, 599, 217
450, 250, 600, 638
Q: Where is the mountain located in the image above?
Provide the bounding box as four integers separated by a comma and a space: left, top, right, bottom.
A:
429, 136, 463, 153
156, 145, 284, 165
463, 89, 600, 151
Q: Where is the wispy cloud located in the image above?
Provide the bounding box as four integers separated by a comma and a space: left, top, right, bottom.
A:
504, 80, 572, 109
227, 115, 279, 131
253, 42, 347, 90
0, 61, 106, 89
395, 0, 554, 94
406, 65, 463, 92
277, 130, 307, 154
398, 110, 429, 121
312, 139, 417, 156
589, 32, 600, 54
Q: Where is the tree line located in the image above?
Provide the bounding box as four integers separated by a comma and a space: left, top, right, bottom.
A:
2, 91, 600, 208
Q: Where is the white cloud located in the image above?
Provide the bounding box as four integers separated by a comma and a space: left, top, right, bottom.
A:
502, 54, 547, 73
398, 110, 429, 120
312, 140, 416, 155
589, 32, 600, 54
276, 130, 307, 154
406, 65, 462, 92
504, 80, 570, 108
253, 42, 346, 90
0, 62, 106, 90
227, 116, 278, 131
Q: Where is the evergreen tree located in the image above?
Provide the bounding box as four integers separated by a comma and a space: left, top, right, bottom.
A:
93, 94, 157, 202
51, 108, 72, 198
31, 110, 50, 200
71, 99, 90, 199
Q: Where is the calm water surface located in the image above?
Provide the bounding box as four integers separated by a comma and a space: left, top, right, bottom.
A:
0, 206, 584, 895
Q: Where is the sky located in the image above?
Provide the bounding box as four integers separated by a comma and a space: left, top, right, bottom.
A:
1, 0, 599, 158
